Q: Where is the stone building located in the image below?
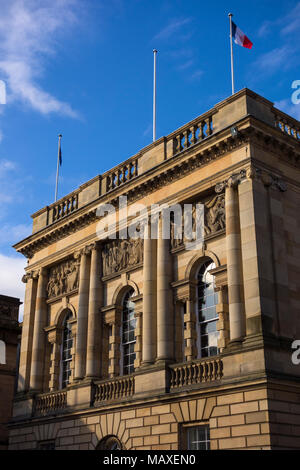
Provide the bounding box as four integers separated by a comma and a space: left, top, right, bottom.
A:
8, 89, 300, 450
0, 295, 21, 449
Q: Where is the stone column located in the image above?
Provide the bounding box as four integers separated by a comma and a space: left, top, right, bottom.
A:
74, 247, 91, 380
142, 218, 157, 366
29, 267, 48, 391
133, 296, 143, 369
216, 286, 229, 352
238, 167, 287, 339
184, 298, 197, 361
86, 243, 103, 379
18, 271, 38, 392
47, 329, 62, 391
108, 312, 121, 377
174, 300, 184, 363
216, 172, 245, 343
156, 213, 173, 362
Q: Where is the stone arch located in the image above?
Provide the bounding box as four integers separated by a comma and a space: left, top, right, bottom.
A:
95, 412, 131, 450
0, 340, 6, 364
54, 302, 76, 327
185, 250, 220, 282
96, 435, 124, 450
33, 422, 60, 443
112, 280, 139, 306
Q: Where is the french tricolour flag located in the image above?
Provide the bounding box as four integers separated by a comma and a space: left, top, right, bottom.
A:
232, 21, 253, 49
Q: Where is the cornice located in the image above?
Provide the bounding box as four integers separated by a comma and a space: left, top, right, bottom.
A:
15, 114, 300, 259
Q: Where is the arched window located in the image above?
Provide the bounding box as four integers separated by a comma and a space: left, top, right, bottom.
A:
196, 261, 219, 358
60, 312, 73, 389
0, 340, 5, 365
121, 289, 136, 375
96, 435, 123, 450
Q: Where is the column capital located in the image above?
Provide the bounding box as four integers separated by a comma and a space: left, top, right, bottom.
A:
244, 165, 287, 192
22, 270, 39, 283
215, 169, 246, 193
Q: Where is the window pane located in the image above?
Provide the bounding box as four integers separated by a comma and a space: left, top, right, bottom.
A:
61, 312, 73, 389
197, 261, 219, 358
187, 425, 210, 450
121, 290, 136, 375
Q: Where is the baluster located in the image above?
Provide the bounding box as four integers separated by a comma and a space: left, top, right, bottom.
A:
171, 369, 176, 388
187, 364, 191, 385
111, 173, 115, 189
176, 134, 182, 153
206, 116, 212, 136
190, 126, 197, 145
122, 166, 127, 183
184, 130, 189, 149
198, 121, 204, 140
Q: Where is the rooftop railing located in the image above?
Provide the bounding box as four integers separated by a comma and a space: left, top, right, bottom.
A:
274, 109, 300, 141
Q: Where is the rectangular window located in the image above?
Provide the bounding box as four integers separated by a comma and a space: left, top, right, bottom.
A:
185, 425, 210, 450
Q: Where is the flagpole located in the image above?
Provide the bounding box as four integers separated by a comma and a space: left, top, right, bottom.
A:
228, 13, 235, 95
153, 49, 157, 142
55, 134, 62, 202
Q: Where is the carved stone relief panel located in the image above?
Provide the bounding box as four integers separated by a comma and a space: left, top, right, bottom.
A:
170, 194, 225, 249
47, 258, 80, 299
102, 238, 144, 276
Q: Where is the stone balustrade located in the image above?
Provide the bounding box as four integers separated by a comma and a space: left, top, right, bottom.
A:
52, 193, 79, 222
169, 358, 223, 389
34, 390, 67, 416
171, 112, 214, 156
105, 159, 138, 192
93, 376, 135, 403
274, 110, 300, 141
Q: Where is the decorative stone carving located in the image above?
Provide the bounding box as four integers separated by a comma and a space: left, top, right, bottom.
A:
102, 238, 143, 276
204, 195, 226, 235
215, 167, 287, 194
215, 169, 247, 193
245, 166, 287, 192
47, 259, 80, 299
170, 196, 226, 249
22, 270, 39, 283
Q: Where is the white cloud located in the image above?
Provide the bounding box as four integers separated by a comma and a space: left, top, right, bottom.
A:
0, 159, 16, 177
190, 69, 204, 81
153, 17, 192, 41
274, 99, 300, 121
177, 60, 194, 71
281, 2, 300, 35
0, 159, 24, 217
0, 252, 26, 321
0, 0, 81, 118
0, 223, 31, 246
253, 46, 292, 75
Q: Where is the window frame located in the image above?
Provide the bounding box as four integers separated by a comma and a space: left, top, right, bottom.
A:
59, 312, 73, 390
196, 260, 219, 359
120, 289, 136, 376
181, 423, 210, 450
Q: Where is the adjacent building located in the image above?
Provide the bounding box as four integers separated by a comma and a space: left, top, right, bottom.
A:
0, 295, 21, 449
8, 89, 300, 450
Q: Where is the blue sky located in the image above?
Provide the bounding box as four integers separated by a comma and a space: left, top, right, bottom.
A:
0, 0, 300, 312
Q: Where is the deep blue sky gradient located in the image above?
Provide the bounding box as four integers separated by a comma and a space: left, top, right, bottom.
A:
0, 0, 299, 305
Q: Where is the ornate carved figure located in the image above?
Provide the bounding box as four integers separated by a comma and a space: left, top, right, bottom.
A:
204, 195, 226, 235
102, 238, 144, 276
47, 259, 80, 299
170, 196, 226, 249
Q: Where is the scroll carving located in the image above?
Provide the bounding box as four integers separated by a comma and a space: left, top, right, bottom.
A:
47, 259, 80, 299
102, 238, 143, 276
